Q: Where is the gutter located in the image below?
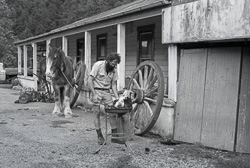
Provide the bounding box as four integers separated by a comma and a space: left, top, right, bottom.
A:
15, 0, 171, 45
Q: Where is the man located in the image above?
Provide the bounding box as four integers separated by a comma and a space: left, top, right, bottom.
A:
88, 52, 123, 145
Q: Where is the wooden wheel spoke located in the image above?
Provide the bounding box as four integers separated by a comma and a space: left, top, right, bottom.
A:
132, 103, 138, 112
144, 96, 157, 104
136, 104, 148, 129
75, 67, 81, 79
130, 74, 138, 90
145, 68, 154, 90
133, 102, 153, 132
143, 66, 148, 89
132, 78, 141, 89
133, 104, 141, 128
138, 69, 144, 89
129, 82, 134, 90
134, 111, 139, 125
143, 101, 153, 116
145, 86, 158, 97
142, 103, 149, 126
147, 75, 158, 90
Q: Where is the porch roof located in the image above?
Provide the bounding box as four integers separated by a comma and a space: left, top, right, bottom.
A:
14, 0, 171, 45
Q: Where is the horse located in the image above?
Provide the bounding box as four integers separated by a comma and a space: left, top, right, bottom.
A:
45, 47, 74, 118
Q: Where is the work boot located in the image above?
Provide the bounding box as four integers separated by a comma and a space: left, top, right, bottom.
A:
111, 128, 125, 144
96, 129, 105, 145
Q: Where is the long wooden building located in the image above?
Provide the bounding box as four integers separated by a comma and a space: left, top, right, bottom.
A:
15, 0, 250, 154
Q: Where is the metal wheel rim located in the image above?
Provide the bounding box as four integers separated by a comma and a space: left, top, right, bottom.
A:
70, 62, 86, 108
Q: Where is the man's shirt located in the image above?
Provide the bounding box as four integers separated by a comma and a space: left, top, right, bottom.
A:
90, 61, 118, 89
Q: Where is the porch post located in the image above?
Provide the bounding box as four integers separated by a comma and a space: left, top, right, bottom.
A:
168, 44, 178, 102
18, 46, 22, 75
46, 39, 51, 58
85, 31, 91, 85
23, 45, 28, 77
62, 36, 68, 55
46, 39, 52, 88
32, 43, 38, 91
117, 23, 126, 90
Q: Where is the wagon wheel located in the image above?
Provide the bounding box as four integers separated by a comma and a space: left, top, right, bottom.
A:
43, 77, 54, 102
70, 61, 86, 108
37, 75, 54, 102
127, 61, 164, 135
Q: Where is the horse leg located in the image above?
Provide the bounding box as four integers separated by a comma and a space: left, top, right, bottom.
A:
52, 85, 62, 116
63, 85, 73, 118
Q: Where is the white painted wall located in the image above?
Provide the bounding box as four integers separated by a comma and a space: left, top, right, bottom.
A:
18, 76, 37, 91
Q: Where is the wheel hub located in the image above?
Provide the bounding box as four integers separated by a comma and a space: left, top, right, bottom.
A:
132, 89, 144, 104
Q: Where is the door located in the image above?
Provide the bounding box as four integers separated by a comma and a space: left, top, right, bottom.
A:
201, 48, 241, 151
175, 47, 241, 151
174, 49, 207, 143
236, 47, 250, 153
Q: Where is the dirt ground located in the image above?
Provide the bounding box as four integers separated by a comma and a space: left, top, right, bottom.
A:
0, 85, 250, 168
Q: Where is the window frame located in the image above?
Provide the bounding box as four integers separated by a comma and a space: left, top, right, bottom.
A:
76, 38, 85, 63
137, 24, 155, 65
96, 33, 107, 61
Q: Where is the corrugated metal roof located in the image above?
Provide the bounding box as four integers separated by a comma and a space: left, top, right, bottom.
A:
15, 0, 171, 45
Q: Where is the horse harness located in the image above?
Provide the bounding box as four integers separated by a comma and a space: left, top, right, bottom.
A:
61, 70, 81, 94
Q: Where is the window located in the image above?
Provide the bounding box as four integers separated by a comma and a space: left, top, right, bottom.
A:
97, 34, 107, 61
137, 25, 155, 65
76, 38, 84, 63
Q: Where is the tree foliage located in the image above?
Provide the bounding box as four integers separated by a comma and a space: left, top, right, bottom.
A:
7, 0, 136, 40
1, 0, 136, 67
0, 0, 16, 67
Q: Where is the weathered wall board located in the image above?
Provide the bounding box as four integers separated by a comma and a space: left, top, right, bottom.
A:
201, 48, 241, 151
236, 47, 250, 153
174, 49, 207, 143
162, 0, 250, 43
